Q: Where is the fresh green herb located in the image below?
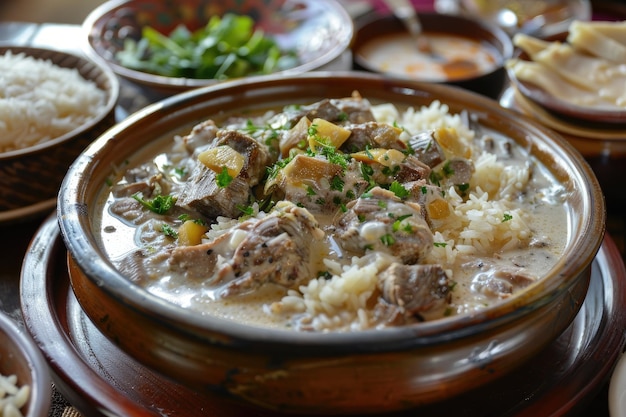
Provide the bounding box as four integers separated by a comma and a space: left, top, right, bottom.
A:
442, 161, 455, 177
502, 213, 513, 222
216, 166, 234, 188
267, 156, 293, 179
389, 181, 410, 199
162, 223, 178, 239
236, 205, 255, 216
392, 214, 413, 232
116, 14, 299, 80
457, 183, 470, 193
132, 193, 177, 214
330, 175, 345, 192
317, 270, 332, 279
178, 214, 205, 225
434, 242, 448, 248
306, 186, 317, 196
380, 234, 396, 246
173, 166, 187, 178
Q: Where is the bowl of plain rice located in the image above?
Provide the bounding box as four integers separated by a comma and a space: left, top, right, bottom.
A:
58, 72, 605, 414
0, 312, 51, 417
0, 46, 118, 221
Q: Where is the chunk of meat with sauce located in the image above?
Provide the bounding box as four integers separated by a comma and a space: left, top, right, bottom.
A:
168, 202, 325, 297
467, 260, 537, 299
265, 154, 370, 214
176, 129, 273, 218
341, 122, 406, 153
333, 187, 434, 263
372, 262, 452, 325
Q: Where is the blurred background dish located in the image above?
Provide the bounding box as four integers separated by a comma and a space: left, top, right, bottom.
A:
81, 0, 354, 99
506, 21, 626, 125
436, 0, 591, 37
0, 45, 119, 224
352, 11, 513, 99
0, 311, 51, 417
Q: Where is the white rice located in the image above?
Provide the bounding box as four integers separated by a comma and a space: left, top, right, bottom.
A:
267, 100, 536, 331
0, 51, 106, 153
0, 373, 29, 417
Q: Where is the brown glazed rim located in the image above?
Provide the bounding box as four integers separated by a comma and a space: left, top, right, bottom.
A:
56, 72, 605, 353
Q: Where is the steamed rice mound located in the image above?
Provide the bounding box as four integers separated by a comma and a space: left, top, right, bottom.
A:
0, 51, 106, 153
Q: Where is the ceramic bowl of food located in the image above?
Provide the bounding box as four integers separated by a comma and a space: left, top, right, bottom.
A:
352, 12, 513, 99
0, 46, 119, 224
57, 72, 604, 414
0, 312, 51, 417
82, 0, 353, 99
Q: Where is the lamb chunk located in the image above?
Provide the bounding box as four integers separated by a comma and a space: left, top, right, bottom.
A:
341, 122, 406, 153
392, 155, 431, 184
181, 119, 219, 154
330, 91, 376, 124
176, 129, 273, 218
215, 129, 275, 183
333, 187, 434, 263
176, 165, 251, 218
378, 263, 452, 315
265, 154, 369, 215
168, 202, 325, 297
467, 261, 537, 299
408, 131, 446, 168
269, 91, 375, 129
438, 158, 475, 187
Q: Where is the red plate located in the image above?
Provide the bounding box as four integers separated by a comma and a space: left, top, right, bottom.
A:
20, 213, 626, 416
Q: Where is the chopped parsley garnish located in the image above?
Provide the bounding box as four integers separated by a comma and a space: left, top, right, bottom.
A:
306, 186, 317, 196
173, 166, 187, 178
162, 223, 178, 239
177, 214, 206, 225
267, 156, 293, 179
380, 234, 396, 246
236, 205, 255, 216
216, 166, 234, 188
132, 193, 177, 214
389, 181, 410, 199
330, 175, 345, 192
434, 242, 448, 248
392, 214, 413, 232
502, 213, 513, 222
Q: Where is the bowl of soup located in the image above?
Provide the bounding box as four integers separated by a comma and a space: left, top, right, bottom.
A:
57, 72, 604, 414
352, 12, 513, 99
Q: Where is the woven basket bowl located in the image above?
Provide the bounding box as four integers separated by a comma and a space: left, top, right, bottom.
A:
0, 46, 119, 220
